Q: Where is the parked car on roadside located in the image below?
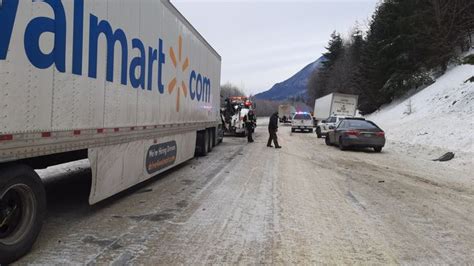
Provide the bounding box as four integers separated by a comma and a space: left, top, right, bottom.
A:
325, 118, 385, 152
291, 112, 314, 133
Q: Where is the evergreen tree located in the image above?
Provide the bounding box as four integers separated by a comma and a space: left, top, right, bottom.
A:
308, 0, 472, 114
321, 31, 344, 70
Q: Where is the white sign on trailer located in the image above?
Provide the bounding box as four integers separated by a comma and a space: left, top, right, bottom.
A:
332, 95, 358, 117
314, 93, 358, 120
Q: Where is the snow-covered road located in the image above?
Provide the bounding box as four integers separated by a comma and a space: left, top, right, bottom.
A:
18, 121, 473, 264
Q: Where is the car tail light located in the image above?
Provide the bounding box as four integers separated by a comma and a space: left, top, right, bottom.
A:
345, 130, 360, 136
376, 132, 385, 137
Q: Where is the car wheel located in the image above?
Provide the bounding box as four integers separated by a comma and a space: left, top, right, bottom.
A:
374, 147, 382, 153
325, 135, 331, 146
308, 129, 313, 133
291, 128, 295, 133
316, 127, 322, 138
339, 137, 347, 151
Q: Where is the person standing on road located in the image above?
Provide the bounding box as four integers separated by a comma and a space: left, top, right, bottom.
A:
243, 110, 257, 143
267, 112, 282, 148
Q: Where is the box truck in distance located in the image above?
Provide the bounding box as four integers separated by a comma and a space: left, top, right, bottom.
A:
278, 104, 297, 123
314, 93, 359, 138
0, 0, 221, 262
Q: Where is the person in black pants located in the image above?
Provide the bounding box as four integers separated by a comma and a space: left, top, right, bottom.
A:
267, 112, 282, 148
243, 110, 257, 142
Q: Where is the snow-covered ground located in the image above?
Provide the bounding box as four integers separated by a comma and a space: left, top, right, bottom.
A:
368, 64, 474, 171
25, 123, 474, 264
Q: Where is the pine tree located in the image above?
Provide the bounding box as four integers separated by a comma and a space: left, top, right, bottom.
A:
308, 0, 473, 114
322, 31, 344, 70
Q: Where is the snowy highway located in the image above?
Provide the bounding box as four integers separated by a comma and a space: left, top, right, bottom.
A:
18, 120, 474, 264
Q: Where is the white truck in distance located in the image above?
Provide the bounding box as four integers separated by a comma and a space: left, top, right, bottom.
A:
291, 112, 314, 133
314, 93, 359, 138
278, 104, 296, 123
0, 0, 221, 263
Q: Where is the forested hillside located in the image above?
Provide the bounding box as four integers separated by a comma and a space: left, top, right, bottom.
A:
307, 0, 473, 114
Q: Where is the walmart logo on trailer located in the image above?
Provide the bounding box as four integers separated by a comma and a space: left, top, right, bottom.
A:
168, 36, 211, 112
0, 0, 212, 110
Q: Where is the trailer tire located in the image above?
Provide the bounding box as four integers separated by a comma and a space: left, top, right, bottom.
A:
207, 129, 213, 152
196, 130, 209, 156
210, 128, 217, 147
0, 164, 46, 264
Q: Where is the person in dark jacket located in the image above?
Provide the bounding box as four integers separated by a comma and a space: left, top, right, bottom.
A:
243, 110, 257, 142
267, 112, 281, 148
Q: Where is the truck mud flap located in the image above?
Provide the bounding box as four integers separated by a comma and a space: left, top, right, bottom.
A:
87, 132, 196, 204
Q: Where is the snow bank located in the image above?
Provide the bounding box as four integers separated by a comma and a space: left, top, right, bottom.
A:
367, 65, 474, 158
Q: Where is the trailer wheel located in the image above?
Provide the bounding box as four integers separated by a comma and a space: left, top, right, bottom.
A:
210, 128, 217, 147
0, 164, 46, 264
196, 130, 209, 156
207, 129, 213, 152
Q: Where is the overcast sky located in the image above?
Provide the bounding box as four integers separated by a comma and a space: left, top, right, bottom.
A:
172, 0, 379, 95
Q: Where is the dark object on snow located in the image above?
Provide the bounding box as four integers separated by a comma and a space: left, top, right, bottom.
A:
433, 152, 455, 162
137, 188, 153, 194
378, 180, 385, 183
465, 76, 474, 83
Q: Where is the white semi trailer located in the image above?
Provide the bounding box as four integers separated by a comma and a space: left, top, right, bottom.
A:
0, 0, 221, 262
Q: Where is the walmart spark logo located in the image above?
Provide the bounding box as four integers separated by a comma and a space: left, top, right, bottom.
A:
167, 36, 190, 112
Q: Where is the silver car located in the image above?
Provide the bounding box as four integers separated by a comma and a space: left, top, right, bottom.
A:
325, 118, 386, 152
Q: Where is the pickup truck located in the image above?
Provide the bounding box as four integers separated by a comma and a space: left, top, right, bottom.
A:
291, 113, 314, 133
316, 116, 346, 138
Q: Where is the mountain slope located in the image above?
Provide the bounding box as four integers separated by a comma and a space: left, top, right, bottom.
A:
254, 56, 324, 101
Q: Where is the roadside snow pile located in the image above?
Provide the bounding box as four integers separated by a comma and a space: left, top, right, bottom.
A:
368, 64, 474, 156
